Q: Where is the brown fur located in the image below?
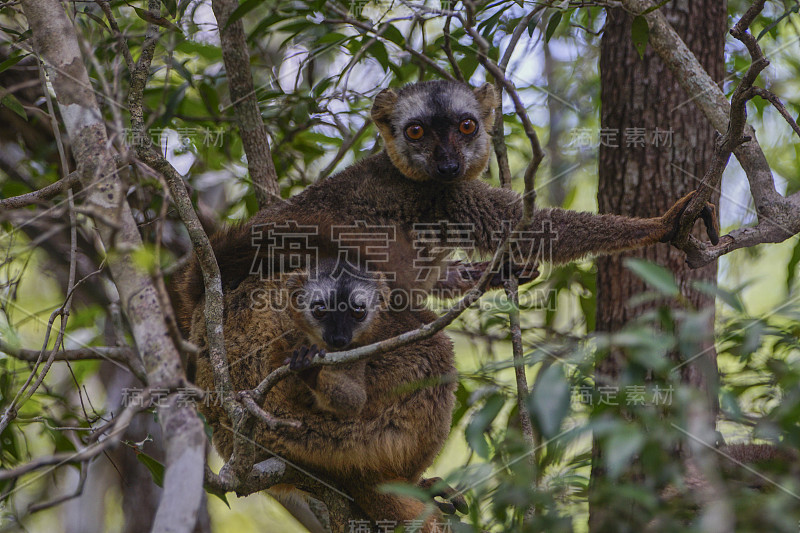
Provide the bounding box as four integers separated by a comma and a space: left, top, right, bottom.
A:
191, 273, 457, 531
661, 443, 799, 501
172, 80, 714, 335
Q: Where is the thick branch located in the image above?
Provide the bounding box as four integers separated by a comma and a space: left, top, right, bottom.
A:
19, 2, 206, 531
623, 0, 800, 267
620, 0, 781, 208
0, 170, 81, 209
0, 154, 128, 210
682, 207, 800, 268
128, 0, 255, 488
672, 1, 769, 245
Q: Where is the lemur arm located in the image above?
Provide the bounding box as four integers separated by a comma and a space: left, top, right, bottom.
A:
312, 364, 367, 416
455, 185, 718, 267
287, 345, 367, 416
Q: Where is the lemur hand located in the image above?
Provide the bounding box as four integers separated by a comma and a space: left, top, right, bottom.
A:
418, 477, 468, 515
659, 190, 720, 245
285, 344, 326, 387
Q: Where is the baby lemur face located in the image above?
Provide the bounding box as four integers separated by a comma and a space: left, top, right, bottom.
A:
371, 80, 499, 183
288, 261, 389, 350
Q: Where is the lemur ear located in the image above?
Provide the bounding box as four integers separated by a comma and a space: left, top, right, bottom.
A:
370, 88, 398, 126
473, 83, 499, 120
285, 269, 307, 291
372, 272, 392, 310
286, 270, 308, 309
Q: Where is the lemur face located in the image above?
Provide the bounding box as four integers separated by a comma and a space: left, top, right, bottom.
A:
288, 261, 388, 350
371, 81, 499, 183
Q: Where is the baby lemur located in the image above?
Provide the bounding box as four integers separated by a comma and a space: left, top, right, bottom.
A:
191, 259, 457, 532
173, 80, 718, 331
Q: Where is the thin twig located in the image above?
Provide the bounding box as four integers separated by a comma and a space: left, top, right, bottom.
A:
0, 171, 81, 209
324, 3, 456, 81
442, 14, 464, 82
0, 388, 157, 482
749, 86, 800, 138
239, 392, 302, 430
317, 120, 370, 181
28, 461, 88, 513
95, 0, 134, 72
0, 340, 146, 382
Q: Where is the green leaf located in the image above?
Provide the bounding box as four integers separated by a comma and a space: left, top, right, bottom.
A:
370, 41, 390, 71
787, 239, 800, 292
164, 0, 177, 18
0, 314, 21, 352
196, 411, 214, 443
0, 53, 27, 74
466, 393, 505, 459
741, 319, 765, 355
0, 92, 26, 120
225, 0, 261, 29
530, 364, 570, 438
624, 258, 679, 297
719, 390, 743, 421
691, 280, 745, 313
382, 25, 405, 47
163, 81, 189, 125
136, 451, 165, 487
80, 8, 109, 30
317, 32, 349, 45
641, 0, 671, 15
450, 381, 471, 429
168, 57, 194, 86
175, 40, 222, 61
458, 54, 479, 79
378, 481, 430, 501
545, 12, 562, 43
605, 427, 644, 479
198, 82, 221, 116
527, 14, 540, 37
631, 15, 649, 59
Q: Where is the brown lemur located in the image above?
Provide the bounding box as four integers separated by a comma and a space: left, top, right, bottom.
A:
172, 80, 718, 332
191, 259, 459, 532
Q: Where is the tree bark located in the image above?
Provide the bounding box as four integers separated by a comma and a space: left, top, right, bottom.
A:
589, 2, 726, 530
19, 2, 207, 532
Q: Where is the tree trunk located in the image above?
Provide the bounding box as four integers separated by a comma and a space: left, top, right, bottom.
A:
544, 41, 567, 207
589, 2, 726, 530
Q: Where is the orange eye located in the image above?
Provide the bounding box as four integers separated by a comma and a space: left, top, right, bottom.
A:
459, 119, 477, 135
405, 124, 424, 140
350, 306, 367, 321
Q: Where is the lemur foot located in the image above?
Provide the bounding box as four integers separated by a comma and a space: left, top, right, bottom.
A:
419, 477, 468, 515
285, 344, 326, 370
660, 190, 720, 245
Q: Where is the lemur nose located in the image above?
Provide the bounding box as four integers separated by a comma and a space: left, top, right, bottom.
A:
325, 333, 351, 349
437, 161, 460, 179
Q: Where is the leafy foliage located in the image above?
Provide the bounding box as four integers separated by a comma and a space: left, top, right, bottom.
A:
0, 1, 799, 532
